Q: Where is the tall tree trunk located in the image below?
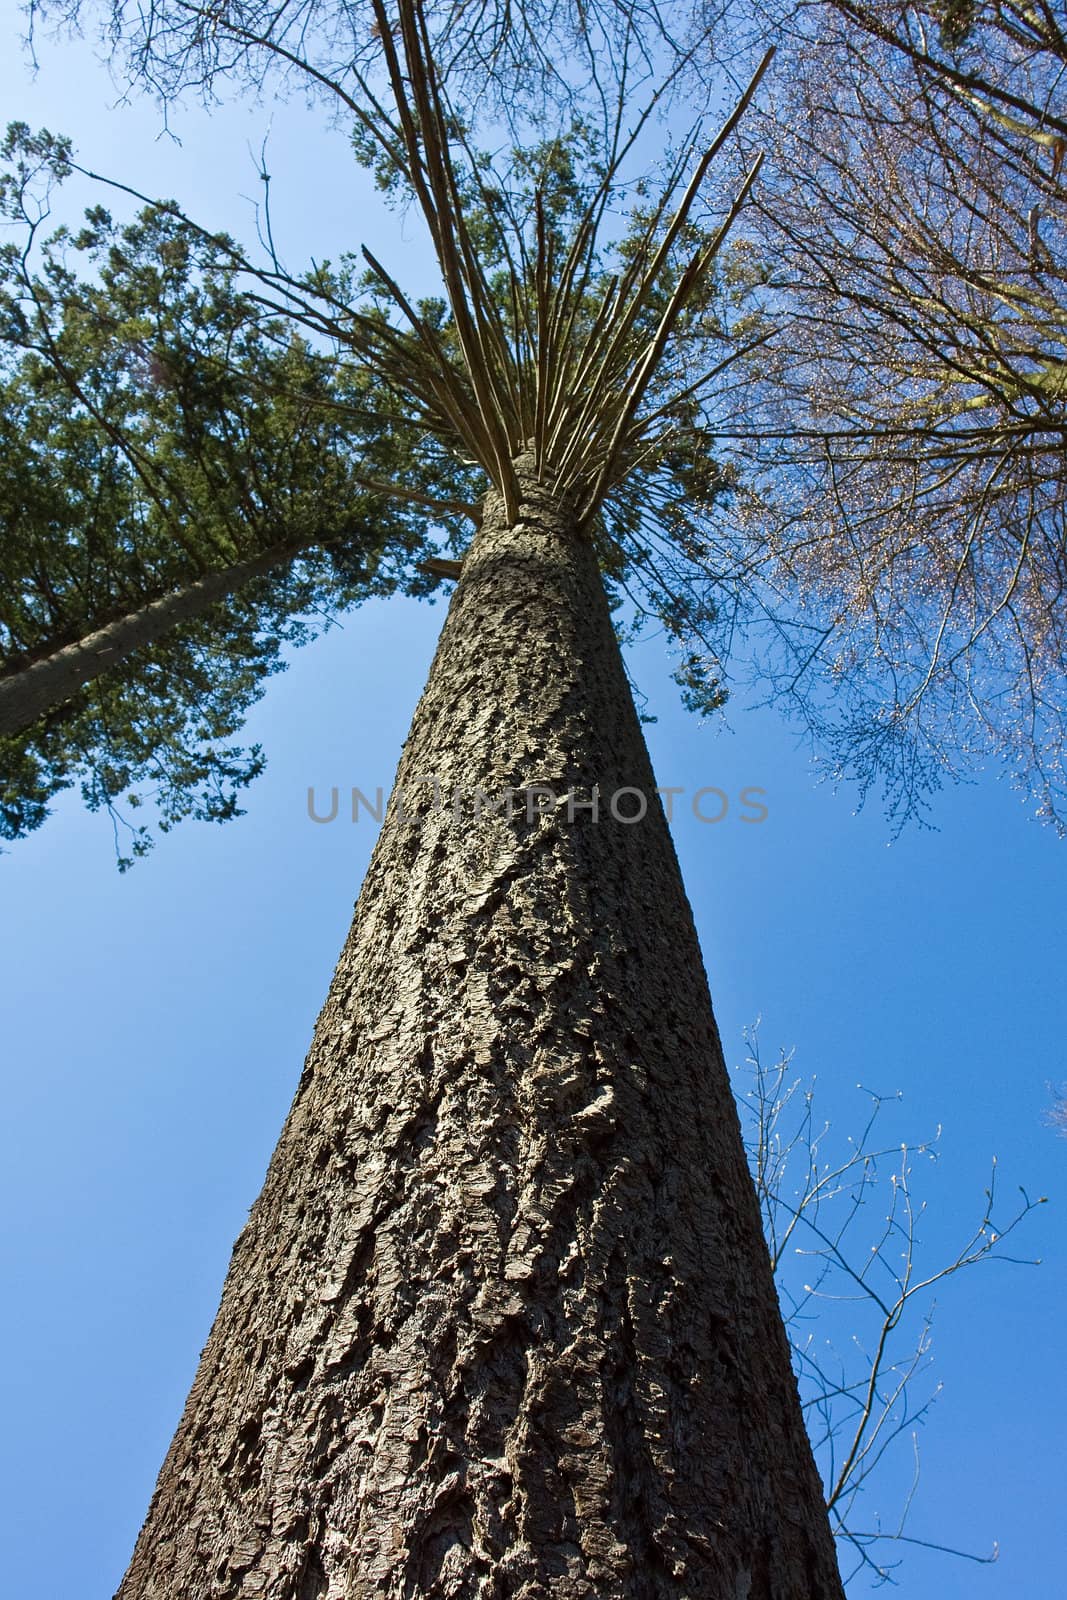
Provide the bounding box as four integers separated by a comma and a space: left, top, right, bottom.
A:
118, 465, 844, 1600
0, 541, 304, 738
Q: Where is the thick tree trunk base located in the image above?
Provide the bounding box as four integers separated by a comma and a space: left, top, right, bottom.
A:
118, 471, 843, 1599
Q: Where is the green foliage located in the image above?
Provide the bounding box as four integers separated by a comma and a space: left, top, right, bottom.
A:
0, 631, 274, 867
0, 132, 474, 858
671, 652, 729, 716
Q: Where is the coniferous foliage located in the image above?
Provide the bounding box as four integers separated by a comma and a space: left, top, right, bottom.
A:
0, 130, 474, 857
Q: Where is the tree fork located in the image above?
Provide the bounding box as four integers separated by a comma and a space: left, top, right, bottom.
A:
119, 464, 843, 1599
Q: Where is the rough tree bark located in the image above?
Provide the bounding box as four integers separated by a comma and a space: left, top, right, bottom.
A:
119, 464, 844, 1599
0, 540, 304, 738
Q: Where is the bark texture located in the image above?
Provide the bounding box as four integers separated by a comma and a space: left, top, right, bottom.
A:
0, 541, 300, 738
119, 466, 844, 1599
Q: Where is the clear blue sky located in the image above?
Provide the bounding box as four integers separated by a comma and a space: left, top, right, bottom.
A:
1, 10, 1064, 1595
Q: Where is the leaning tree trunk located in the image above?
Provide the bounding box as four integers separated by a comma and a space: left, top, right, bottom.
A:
0, 540, 305, 738
119, 466, 844, 1600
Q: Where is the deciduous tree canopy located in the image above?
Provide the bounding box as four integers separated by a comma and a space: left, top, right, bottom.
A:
735, 0, 1067, 826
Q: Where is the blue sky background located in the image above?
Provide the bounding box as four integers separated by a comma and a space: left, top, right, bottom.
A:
1, 8, 1064, 1594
